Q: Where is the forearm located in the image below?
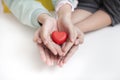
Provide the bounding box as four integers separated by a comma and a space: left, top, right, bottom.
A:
75, 10, 112, 33
37, 14, 53, 25
57, 4, 72, 18
52, 0, 78, 12
4, 0, 50, 28
71, 9, 92, 24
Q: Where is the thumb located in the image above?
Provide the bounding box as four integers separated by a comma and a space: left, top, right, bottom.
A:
40, 24, 49, 45
33, 28, 42, 43
69, 28, 77, 43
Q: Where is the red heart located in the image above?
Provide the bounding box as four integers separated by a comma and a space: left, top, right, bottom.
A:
51, 31, 68, 45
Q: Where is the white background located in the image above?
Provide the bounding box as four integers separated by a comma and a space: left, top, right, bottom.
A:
0, 12, 120, 80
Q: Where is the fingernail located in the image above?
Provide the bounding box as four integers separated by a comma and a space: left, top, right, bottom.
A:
38, 40, 41, 43
50, 61, 53, 66
75, 42, 78, 46
54, 52, 57, 55
70, 38, 74, 42
47, 61, 52, 66
63, 60, 66, 64
70, 40, 73, 43
59, 52, 64, 56
62, 48, 66, 53
60, 62, 64, 67
62, 54, 65, 57
44, 40, 48, 45
59, 64, 63, 67
43, 58, 46, 63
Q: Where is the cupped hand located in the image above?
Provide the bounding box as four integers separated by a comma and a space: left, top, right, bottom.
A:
57, 26, 84, 67
35, 14, 63, 56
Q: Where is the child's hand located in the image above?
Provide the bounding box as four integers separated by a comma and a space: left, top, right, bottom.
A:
37, 43, 58, 66
36, 14, 63, 56
57, 15, 75, 55
57, 27, 84, 67
57, 4, 82, 56
34, 27, 59, 66
57, 13, 84, 56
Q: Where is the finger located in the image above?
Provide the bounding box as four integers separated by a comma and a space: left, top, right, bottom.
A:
37, 43, 46, 63
75, 38, 80, 45
40, 30, 57, 55
57, 55, 65, 67
49, 51, 56, 66
69, 28, 77, 42
75, 30, 84, 45
54, 55, 59, 64
60, 60, 64, 67
51, 55, 55, 66
62, 40, 74, 56
62, 42, 66, 49
49, 53, 54, 66
40, 29, 48, 45
45, 41, 58, 55
75, 38, 84, 45
79, 32, 84, 44
33, 28, 42, 43
61, 42, 66, 55
59, 57, 64, 67
52, 41, 64, 56
75, 34, 84, 45
44, 48, 53, 66
57, 56, 62, 65
57, 56, 64, 67
63, 45, 79, 64
75, 36, 84, 45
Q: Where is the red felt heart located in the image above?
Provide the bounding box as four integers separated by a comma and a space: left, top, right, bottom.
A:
51, 31, 68, 45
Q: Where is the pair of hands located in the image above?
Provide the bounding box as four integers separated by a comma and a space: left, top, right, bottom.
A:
34, 13, 84, 67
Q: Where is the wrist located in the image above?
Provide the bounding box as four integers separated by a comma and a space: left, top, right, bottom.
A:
57, 4, 72, 18
37, 13, 52, 24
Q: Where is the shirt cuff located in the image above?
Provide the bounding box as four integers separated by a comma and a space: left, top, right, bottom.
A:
55, 0, 74, 12
31, 8, 51, 28
55, 0, 78, 12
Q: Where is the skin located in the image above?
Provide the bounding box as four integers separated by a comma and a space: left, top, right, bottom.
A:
34, 4, 112, 67
57, 4, 84, 56
34, 4, 82, 66
34, 14, 61, 65
58, 9, 112, 66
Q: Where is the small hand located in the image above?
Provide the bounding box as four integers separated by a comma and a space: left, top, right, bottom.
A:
57, 27, 84, 67
34, 14, 63, 56
57, 15, 84, 56
37, 43, 58, 66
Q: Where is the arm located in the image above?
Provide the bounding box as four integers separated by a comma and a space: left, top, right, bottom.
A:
52, 0, 83, 58
58, 10, 112, 66
4, 0, 51, 28
52, 0, 78, 12
75, 10, 112, 33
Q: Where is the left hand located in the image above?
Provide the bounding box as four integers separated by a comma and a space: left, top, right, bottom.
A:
57, 14, 76, 54
57, 4, 83, 57
34, 27, 57, 66
57, 26, 84, 67
57, 12, 84, 56
56, 4, 84, 67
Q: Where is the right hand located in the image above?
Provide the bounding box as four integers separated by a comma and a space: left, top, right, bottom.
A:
34, 14, 63, 58
57, 26, 84, 67
36, 42, 58, 66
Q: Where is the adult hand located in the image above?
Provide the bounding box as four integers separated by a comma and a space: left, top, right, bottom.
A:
34, 14, 63, 56
57, 4, 77, 56
37, 43, 58, 66
57, 27, 84, 67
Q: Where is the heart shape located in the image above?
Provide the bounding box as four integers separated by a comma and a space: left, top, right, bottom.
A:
51, 31, 68, 45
